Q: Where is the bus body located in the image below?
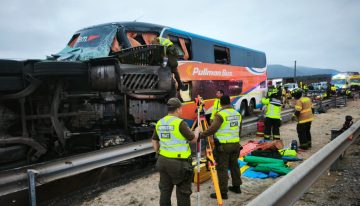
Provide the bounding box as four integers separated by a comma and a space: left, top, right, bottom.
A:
0, 22, 266, 165
59, 23, 267, 121
331, 73, 351, 93
350, 75, 360, 91
159, 26, 267, 123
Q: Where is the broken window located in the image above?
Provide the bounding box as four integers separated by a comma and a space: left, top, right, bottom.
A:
67, 34, 80, 48
214, 46, 230, 64
168, 35, 192, 60
126, 32, 158, 47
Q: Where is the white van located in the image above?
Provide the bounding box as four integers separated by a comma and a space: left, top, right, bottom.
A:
283, 83, 298, 91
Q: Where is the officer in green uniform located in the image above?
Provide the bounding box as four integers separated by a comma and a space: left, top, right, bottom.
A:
152, 37, 187, 91
152, 98, 200, 206
200, 95, 242, 200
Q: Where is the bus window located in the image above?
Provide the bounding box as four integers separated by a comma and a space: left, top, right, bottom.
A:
260, 81, 267, 88
191, 80, 242, 100
214, 46, 230, 64
127, 32, 158, 47
179, 82, 192, 102
168, 35, 192, 60
67, 34, 80, 48
228, 80, 243, 95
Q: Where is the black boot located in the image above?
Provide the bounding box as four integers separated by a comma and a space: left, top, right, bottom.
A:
228, 186, 241, 194
210, 193, 228, 199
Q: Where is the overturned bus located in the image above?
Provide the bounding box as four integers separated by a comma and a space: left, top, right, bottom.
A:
0, 22, 267, 168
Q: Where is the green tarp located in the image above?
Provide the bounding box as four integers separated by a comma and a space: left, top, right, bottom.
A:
244, 155, 292, 175
253, 164, 292, 175
244, 155, 285, 166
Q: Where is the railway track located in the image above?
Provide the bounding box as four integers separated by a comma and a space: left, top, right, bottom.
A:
0, 93, 358, 205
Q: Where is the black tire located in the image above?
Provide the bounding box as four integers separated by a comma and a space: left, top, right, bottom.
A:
246, 99, 255, 116
34, 61, 88, 76
0, 59, 24, 74
240, 101, 247, 117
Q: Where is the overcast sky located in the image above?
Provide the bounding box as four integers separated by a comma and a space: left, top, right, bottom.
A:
0, 0, 359, 72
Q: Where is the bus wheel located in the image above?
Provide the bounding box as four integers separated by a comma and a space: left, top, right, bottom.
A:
240, 101, 247, 117
246, 100, 255, 116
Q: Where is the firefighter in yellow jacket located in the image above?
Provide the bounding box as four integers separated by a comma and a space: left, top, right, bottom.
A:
292, 89, 314, 150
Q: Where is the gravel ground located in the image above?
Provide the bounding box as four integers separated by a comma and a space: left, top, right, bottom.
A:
296, 138, 360, 206
73, 100, 360, 206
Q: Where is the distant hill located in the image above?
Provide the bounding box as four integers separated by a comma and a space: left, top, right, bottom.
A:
267, 64, 339, 78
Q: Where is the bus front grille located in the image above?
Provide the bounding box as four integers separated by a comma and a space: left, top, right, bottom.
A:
122, 74, 159, 90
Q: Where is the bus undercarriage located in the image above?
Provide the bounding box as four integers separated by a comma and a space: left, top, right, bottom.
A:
0, 46, 175, 169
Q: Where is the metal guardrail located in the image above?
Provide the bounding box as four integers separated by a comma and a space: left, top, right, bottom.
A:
241, 109, 294, 136
247, 119, 360, 206
0, 139, 153, 196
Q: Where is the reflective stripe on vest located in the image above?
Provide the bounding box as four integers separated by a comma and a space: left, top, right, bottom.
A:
297, 97, 314, 123
215, 108, 241, 143
156, 115, 191, 159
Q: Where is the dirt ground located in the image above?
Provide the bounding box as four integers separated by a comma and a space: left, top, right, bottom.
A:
77, 100, 360, 206
295, 138, 360, 206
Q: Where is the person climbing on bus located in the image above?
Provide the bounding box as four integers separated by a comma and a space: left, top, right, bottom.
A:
152, 37, 188, 91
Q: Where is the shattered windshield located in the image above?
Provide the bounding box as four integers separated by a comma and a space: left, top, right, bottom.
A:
72, 26, 116, 48
58, 25, 118, 61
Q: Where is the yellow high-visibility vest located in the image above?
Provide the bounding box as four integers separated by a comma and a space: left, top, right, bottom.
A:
157, 37, 173, 55
156, 115, 191, 159
261, 97, 282, 119
215, 108, 242, 143
210, 98, 221, 120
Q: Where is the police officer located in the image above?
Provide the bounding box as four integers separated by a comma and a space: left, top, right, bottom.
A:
261, 86, 282, 140
200, 95, 242, 199
152, 98, 199, 206
292, 89, 314, 150
210, 89, 224, 124
152, 37, 187, 91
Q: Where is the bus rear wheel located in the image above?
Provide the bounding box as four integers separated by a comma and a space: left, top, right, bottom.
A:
246, 99, 255, 116
240, 101, 247, 117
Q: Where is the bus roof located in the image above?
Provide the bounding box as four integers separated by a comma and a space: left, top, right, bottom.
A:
77, 22, 265, 54
165, 27, 265, 54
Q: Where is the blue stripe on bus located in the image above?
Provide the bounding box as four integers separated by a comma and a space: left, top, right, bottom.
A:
247, 67, 265, 74
166, 28, 265, 54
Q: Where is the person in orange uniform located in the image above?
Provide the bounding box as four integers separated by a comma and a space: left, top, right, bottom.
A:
292, 89, 314, 149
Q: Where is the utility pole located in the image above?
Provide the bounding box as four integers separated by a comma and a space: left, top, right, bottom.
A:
294, 60, 297, 84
